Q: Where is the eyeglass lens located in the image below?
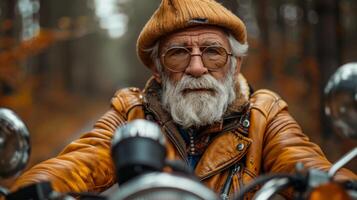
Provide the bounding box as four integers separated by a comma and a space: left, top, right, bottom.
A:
163, 46, 229, 72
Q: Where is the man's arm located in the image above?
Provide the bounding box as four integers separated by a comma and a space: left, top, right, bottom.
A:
10, 87, 145, 193
10, 108, 125, 193
262, 108, 356, 180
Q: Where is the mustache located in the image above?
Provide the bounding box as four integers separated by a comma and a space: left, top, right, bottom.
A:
175, 75, 221, 92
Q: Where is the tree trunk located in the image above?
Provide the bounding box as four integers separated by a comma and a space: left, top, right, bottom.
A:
256, 0, 272, 81
315, 0, 341, 138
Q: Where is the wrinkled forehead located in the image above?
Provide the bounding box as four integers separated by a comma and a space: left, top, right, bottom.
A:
159, 26, 230, 49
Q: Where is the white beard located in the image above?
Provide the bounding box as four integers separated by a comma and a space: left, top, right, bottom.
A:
161, 73, 236, 128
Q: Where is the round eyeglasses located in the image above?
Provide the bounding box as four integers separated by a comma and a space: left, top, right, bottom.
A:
160, 46, 232, 73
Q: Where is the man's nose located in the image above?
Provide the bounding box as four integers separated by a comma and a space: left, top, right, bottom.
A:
185, 53, 208, 77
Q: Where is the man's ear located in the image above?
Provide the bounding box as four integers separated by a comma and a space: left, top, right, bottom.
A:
149, 64, 162, 84
234, 56, 243, 76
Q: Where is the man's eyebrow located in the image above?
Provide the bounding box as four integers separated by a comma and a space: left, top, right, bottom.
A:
201, 41, 222, 46
164, 41, 222, 48
165, 42, 189, 48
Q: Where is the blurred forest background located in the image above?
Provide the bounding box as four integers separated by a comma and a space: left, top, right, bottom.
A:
1, 0, 356, 186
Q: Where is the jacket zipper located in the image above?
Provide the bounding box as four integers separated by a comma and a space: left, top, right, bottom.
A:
220, 163, 242, 200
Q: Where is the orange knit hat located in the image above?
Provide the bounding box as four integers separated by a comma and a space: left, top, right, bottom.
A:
137, 0, 247, 69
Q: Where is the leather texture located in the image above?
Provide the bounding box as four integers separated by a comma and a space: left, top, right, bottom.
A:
11, 87, 145, 193
11, 78, 357, 199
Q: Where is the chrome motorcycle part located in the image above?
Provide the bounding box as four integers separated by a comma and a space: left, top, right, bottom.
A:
0, 108, 30, 179
112, 119, 165, 146
109, 172, 218, 200
324, 62, 357, 138
252, 178, 291, 200
328, 147, 357, 179
111, 119, 166, 185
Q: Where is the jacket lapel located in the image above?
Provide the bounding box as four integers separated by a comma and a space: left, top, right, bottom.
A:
142, 77, 188, 162
195, 130, 252, 180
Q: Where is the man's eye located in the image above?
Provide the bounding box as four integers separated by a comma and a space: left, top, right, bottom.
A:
167, 48, 189, 57
204, 47, 224, 56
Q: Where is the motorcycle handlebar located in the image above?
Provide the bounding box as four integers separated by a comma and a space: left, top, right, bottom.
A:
232, 174, 299, 200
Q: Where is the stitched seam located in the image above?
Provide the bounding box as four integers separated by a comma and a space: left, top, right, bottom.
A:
243, 168, 257, 178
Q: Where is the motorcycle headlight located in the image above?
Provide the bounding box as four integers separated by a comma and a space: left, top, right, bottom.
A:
111, 119, 167, 185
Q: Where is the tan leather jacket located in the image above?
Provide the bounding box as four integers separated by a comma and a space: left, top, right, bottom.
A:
11, 75, 356, 199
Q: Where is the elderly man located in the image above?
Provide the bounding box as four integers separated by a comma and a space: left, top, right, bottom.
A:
12, 0, 356, 199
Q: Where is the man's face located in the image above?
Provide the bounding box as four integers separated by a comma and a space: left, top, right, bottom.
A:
158, 26, 234, 83
156, 26, 241, 128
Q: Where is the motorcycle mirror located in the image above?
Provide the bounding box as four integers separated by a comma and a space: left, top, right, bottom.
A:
0, 108, 30, 179
324, 62, 357, 139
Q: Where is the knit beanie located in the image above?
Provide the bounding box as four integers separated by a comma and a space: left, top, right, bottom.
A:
137, 0, 247, 69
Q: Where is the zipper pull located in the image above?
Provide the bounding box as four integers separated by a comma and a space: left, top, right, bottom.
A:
233, 164, 241, 174
220, 163, 241, 199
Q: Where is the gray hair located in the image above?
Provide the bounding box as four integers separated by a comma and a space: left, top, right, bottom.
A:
146, 33, 249, 73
